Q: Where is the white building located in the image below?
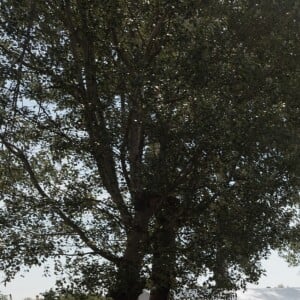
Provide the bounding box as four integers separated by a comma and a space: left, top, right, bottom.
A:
236, 287, 300, 300
139, 287, 300, 300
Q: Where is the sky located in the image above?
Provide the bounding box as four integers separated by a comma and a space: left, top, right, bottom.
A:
1, 251, 300, 300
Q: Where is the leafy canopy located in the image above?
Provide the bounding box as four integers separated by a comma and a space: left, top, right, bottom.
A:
0, 0, 299, 298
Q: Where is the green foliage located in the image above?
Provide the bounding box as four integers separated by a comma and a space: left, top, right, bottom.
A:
42, 289, 106, 300
0, 0, 299, 299
0, 294, 9, 300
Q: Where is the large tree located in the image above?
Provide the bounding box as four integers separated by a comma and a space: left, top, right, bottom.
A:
0, 1, 299, 300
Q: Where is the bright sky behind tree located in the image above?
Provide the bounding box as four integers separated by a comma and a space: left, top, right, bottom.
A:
1, 252, 300, 300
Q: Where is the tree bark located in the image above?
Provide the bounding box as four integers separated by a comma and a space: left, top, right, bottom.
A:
110, 192, 161, 300
149, 197, 180, 300
149, 228, 175, 300
110, 253, 144, 300
109, 225, 147, 300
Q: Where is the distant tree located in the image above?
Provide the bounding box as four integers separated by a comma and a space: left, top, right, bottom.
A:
42, 289, 58, 300
0, 1, 299, 300
0, 294, 9, 300
42, 289, 106, 300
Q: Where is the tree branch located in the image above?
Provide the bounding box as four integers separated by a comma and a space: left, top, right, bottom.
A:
0, 135, 122, 265
144, 15, 165, 62
119, 93, 132, 192
58, 2, 133, 228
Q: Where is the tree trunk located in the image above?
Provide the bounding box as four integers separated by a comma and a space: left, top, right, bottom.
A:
109, 226, 147, 300
149, 197, 180, 300
110, 260, 144, 300
149, 287, 170, 300
110, 192, 161, 300
149, 229, 175, 300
